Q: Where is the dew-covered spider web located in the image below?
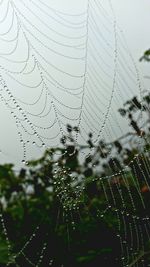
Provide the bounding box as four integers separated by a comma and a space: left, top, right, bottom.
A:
0, 0, 150, 266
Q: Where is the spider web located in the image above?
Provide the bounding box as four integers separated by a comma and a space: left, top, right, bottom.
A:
0, 0, 150, 266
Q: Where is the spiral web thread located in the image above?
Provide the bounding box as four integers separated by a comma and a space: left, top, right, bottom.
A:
0, 0, 150, 266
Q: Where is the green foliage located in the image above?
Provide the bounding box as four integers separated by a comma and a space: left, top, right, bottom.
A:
140, 49, 150, 62
0, 93, 150, 266
0, 237, 9, 264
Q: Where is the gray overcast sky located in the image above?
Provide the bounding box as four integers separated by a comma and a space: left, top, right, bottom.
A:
112, 0, 150, 78
0, 0, 150, 167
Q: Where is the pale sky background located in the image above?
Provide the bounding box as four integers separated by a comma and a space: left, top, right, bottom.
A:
0, 0, 150, 168
112, 0, 150, 78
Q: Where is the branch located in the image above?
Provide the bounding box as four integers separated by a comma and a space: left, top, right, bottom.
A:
128, 250, 150, 267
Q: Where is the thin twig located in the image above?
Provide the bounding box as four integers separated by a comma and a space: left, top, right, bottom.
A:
128, 250, 150, 267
